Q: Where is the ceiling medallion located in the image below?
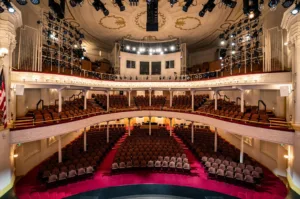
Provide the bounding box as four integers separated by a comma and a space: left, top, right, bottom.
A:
175, 17, 201, 31
135, 11, 166, 30
99, 15, 126, 30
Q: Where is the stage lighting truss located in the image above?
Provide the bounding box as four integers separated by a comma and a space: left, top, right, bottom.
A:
39, 11, 86, 73
129, 0, 139, 6
218, 17, 263, 74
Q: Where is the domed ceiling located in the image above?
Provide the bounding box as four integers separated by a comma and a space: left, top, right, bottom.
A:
65, 0, 244, 52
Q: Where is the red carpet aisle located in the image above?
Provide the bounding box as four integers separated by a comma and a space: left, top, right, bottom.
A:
16, 133, 288, 199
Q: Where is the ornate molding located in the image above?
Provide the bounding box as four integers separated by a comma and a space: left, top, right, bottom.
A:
99, 15, 126, 30
175, 17, 201, 31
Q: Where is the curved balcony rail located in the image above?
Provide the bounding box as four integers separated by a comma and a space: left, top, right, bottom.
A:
11, 107, 293, 132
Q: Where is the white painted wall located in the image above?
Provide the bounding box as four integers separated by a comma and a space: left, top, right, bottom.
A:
15, 130, 82, 176
119, 52, 181, 77
0, 129, 14, 196
217, 128, 288, 177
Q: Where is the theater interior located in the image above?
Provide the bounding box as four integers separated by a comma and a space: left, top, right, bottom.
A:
0, 0, 300, 198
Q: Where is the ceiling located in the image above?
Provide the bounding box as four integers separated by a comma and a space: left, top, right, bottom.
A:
64, 0, 244, 52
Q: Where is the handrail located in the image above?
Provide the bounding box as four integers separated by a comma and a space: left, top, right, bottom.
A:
77, 91, 83, 99
224, 95, 230, 102
69, 94, 75, 101
36, 99, 44, 110
258, 100, 266, 113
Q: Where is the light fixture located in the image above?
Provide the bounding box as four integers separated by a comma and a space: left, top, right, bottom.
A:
282, 0, 295, 8
115, 0, 125, 11
284, 42, 288, 46
81, 56, 85, 59
16, 0, 27, 5
268, 0, 279, 10
231, 50, 236, 54
164, 48, 168, 52
183, 0, 193, 12
74, 44, 78, 48
69, 0, 83, 7
0, 48, 8, 57
248, 10, 255, 19
284, 154, 290, 159
92, 0, 109, 16
149, 48, 153, 52
156, 48, 162, 52
13, 154, 18, 158
30, 0, 40, 4
170, 45, 175, 51
219, 57, 223, 60
231, 42, 236, 46
220, 40, 225, 45
149, 52, 153, 55
160, 51, 164, 55
126, 45, 130, 50
291, 2, 300, 15
170, 0, 178, 7
132, 47, 136, 51
222, 0, 237, 8
137, 51, 140, 54
3, 0, 15, 13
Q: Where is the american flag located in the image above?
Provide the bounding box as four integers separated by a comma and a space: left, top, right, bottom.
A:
0, 68, 7, 128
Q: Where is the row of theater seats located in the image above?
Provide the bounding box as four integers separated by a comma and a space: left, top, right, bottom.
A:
112, 128, 190, 173
134, 95, 166, 109
15, 99, 104, 128
174, 126, 263, 189
196, 99, 279, 124
38, 126, 125, 188
93, 94, 131, 110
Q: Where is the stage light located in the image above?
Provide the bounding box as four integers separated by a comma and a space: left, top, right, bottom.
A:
170, 0, 178, 7
70, 0, 83, 7
126, 45, 130, 50
132, 47, 136, 51
160, 51, 164, 55
16, 0, 28, 5
220, 40, 225, 45
199, 9, 206, 17
170, 45, 175, 51
268, 0, 279, 10
219, 57, 223, 60
282, 0, 294, 8
231, 42, 236, 46
137, 51, 141, 54
291, 2, 300, 15
93, 0, 109, 16
231, 50, 236, 54
149, 52, 153, 55
222, 0, 236, 8
115, 0, 125, 11
183, 0, 193, 12
164, 48, 168, 52
248, 10, 255, 19
149, 48, 153, 52
156, 48, 162, 52
3, 0, 15, 13
31, 0, 40, 4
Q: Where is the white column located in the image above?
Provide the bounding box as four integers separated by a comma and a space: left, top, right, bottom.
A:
58, 89, 62, 113
241, 90, 245, 113
191, 121, 194, 143
84, 90, 88, 110
58, 135, 62, 163
169, 118, 172, 136
240, 136, 244, 163
106, 91, 109, 112
214, 91, 218, 110
128, 91, 131, 107
83, 127, 87, 151
128, 118, 131, 136
149, 116, 151, 135
191, 90, 194, 112
170, 90, 173, 107
214, 127, 218, 152
149, 90, 152, 106
106, 121, 109, 143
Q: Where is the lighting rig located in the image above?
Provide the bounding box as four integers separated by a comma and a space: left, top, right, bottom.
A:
38, 12, 86, 76
218, 17, 263, 75
199, 0, 236, 17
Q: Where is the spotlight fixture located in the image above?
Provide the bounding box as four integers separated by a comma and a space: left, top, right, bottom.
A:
132, 47, 136, 51
92, 0, 109, 16
220, 40, 225, 45
183, 0, 193, 12
199, 0, 215, 17
268, 0, 280, 10
70, 0, 83, 7
129, 0, 139, 6
222, 0, 237, 8
170, 0, 178, 7
282, 0, 295, 8
126, 45, 130, 50
170, 45, 175, 51
291, 2, 300, 14
115, 0, 125, 11
31, 0, 40, 4
3, 0, 15, 13
16, 0, 27, 5
248, 10, 255, 19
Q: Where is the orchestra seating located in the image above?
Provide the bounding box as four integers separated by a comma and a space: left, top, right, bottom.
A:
38, 126, 125, 188
112, 127, 190, 173
174, 126, 263, 188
